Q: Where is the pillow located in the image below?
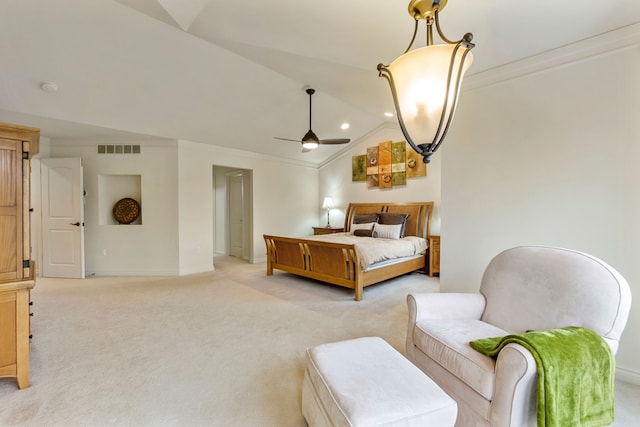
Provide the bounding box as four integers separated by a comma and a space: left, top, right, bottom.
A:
373, 223, 403, 240
350, 222, 376, 234
353, 229, 377, 238
352, 213, 379, 224
378, 213, 410, 237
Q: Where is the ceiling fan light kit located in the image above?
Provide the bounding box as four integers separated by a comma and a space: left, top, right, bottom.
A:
301, 128, 320, 150
378, 0, 475, 164
273, 88, 350, 152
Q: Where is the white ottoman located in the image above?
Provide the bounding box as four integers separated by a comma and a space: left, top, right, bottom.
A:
302, 337, 457, 427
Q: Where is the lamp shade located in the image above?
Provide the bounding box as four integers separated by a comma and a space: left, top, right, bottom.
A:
321, 197, 334, 210
385, 43, 473, 151
321, 197, 334, 227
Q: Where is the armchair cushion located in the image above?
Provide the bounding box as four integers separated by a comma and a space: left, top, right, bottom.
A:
413, 319, 508, 400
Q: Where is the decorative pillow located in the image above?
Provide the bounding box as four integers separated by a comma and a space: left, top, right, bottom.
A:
378, 213, 410, 237
352, 213, 379, 224
373, 223, 403, 240
350, 222, 376, 234
353, 229, 377, 238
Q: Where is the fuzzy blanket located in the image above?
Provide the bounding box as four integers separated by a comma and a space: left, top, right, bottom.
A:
470, 326, 615, 427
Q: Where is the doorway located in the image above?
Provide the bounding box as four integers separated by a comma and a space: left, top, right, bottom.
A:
40, 157, 85, 278
212, 166, 252, 261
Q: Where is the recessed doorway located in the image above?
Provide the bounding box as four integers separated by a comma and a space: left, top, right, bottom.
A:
212, 166, 252, 261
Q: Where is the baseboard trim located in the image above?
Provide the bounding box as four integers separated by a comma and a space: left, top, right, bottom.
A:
252, 256, 267, 264
179, 266, 215, 276
616, 367, 640, 385
87, 269, 178, 277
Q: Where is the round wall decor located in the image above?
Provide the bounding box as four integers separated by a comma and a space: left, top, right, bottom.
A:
113, 198, 140, 224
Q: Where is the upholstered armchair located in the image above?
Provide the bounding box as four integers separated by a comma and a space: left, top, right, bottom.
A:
406, 246, 632, 427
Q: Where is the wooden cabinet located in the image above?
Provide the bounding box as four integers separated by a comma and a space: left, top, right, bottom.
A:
428, 235, 440, 277
313, 226, 345, 235
0, 124, 39, 281
0, 123, 38, 389
0, 276, 34, 389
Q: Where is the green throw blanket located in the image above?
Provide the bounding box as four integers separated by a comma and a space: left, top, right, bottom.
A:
470, 326, 615, 427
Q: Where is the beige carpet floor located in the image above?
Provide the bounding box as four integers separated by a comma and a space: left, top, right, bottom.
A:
1, 256, 638, 426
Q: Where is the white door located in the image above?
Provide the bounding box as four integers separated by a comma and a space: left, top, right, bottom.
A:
228, 173, 244, 258
41, 158, 85, 278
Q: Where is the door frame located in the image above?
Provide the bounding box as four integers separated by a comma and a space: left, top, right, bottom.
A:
213, 166, 253, 261
39, 157, 85, 278
226, 171, 244, 258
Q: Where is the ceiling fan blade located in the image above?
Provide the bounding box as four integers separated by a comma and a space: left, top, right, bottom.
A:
273, 137, 302, 142
319, 138, 351, 145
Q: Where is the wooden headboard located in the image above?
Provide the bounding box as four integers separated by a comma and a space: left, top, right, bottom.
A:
343, 202, 434, 239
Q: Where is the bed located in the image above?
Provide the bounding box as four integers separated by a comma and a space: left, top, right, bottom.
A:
263, 202, 434, 301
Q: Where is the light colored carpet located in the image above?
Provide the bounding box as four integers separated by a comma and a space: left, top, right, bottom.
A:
1, 256, 638, 426
0, 256, 439, 426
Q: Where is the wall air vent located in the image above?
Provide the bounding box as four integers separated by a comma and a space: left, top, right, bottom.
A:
97, 144, 141, 154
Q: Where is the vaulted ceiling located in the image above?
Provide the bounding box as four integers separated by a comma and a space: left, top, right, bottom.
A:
1, 0, 638, 165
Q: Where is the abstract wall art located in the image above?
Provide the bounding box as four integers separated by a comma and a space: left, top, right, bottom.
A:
352, 141, 426, 188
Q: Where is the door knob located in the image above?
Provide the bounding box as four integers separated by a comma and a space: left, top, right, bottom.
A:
70, 222, 81, 226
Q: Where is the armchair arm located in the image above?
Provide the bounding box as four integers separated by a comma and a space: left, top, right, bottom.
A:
406, 293, 486, 359
407, 293, 486, 323
490, 343, 538, 427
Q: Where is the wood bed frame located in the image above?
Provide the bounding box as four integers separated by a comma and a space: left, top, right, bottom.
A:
263, 202, 434, 301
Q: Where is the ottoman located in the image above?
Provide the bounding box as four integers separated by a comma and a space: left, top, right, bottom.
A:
302, 337, 457, 427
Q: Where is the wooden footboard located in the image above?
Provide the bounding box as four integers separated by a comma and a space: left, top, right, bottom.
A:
263, 235, 426, 301
264, 235, 364, 299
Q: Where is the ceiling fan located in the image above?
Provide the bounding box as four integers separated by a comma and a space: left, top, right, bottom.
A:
273, 88, 350, 152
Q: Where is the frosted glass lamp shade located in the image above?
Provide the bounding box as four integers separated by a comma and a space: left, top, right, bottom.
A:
386, 44, 473, 149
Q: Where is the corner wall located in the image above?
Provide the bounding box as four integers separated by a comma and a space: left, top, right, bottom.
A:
40, 138, 319, 276
318, 124, 442, 234
177, 140, 319, 270
442, 26, 640, 379
47, 139, 180, 275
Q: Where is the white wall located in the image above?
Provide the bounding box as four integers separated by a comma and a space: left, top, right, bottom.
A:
319, 124, 442, 234
48, 139, 180, 275
38, 138, 318, 276
177, 140, 319, 268
442, 27, 640, 380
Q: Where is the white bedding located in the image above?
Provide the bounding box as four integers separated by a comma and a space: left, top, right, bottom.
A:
304, 233, 428, 271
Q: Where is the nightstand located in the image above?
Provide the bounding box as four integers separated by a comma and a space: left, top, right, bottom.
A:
428, 235, 440, 277
313, 226, 345, 235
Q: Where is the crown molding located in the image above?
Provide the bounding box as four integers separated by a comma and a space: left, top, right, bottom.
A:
464, 23, 640, 92
177, 139, 319, 169
319, 121, 400, 168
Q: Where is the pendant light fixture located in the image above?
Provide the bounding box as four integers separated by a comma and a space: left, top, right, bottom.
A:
378, 0, 475, 164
